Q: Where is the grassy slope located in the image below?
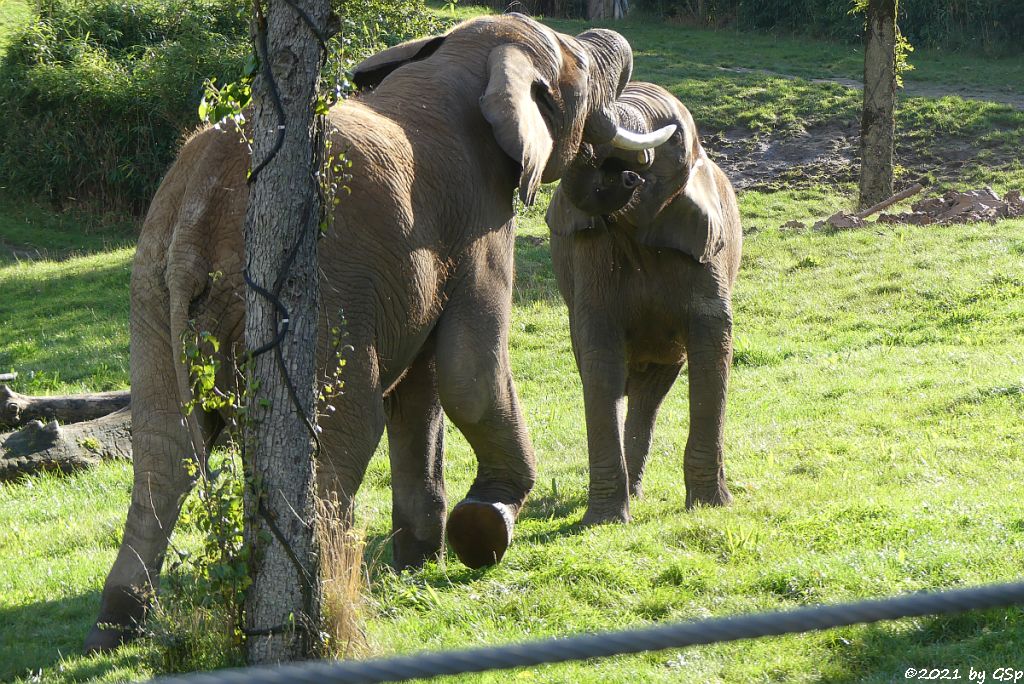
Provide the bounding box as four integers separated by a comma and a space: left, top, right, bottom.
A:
2, 4, 1024, 683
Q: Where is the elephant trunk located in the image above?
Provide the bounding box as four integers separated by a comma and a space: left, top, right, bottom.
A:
577, 29, 677, 150
576, 28, 631, 144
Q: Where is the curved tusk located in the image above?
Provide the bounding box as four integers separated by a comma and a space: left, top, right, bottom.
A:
610, 123, 677, 151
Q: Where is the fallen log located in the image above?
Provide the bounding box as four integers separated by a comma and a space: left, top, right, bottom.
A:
0, 372, 16, 382
1, 386, 130, 429
855, 182, 925, 220
0, 408, 131, 481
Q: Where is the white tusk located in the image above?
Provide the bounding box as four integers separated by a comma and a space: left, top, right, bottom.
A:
610, 123, 677, 151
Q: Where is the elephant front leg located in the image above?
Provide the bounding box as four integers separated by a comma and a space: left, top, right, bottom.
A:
683, 299, 734, 508
384, 345, 447, 571
576, 331, 630, 525
435, 291, 536, 570
624, 363, 682, 499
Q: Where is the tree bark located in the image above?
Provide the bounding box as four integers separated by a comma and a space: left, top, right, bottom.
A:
243, 0, 329, 664
1, 385, 130, 429
587, 0, 613, 19
858, 0, 898, 210
0, 408, 131, 481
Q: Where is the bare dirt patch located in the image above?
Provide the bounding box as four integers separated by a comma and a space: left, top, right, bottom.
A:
707, 122, 860, 190
706, 120, 1021, 192
704, 67, 1023, 191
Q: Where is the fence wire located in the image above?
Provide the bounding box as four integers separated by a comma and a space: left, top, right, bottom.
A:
156, 579, 1024, 684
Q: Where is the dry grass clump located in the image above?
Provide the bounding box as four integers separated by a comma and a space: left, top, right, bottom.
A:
317, 494, 370, 659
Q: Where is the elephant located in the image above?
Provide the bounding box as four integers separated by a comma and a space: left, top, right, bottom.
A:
545, 81, 742, 525
83, 14, 675, 653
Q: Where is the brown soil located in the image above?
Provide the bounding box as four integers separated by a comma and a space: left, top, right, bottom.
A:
705, 67, 1023, 190
706, 122, 860, 190
705, 120, 1021, 192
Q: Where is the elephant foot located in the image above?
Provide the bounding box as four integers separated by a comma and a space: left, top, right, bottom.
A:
83, 621, 141, 654
446, 500, 515, 569
392, 533, 444, 572
685, 481, 732, 508
581, 502, 630, 526
83, 585, 147, 654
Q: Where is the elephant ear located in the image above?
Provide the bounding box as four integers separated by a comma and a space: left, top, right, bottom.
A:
546, 187, 595, 235
480, 44, 554, 207
635, 146, 726, 264
352, 35, 447, 90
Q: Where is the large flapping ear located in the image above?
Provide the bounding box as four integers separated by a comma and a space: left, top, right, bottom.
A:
546, 186, 596, 235
479, 44, 554, 207
634, 129, 726, 263
352, 35, 447, 90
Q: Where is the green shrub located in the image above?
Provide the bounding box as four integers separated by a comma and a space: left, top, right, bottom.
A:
0, 0, 446, 215
632, 0, 1023, 54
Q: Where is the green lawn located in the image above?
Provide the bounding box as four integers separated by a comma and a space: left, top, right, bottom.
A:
0, 0, 31, 52
3, 5, 1024, 684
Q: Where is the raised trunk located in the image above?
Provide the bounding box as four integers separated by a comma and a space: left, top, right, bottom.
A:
1, 385, 130, 429
0, 408, 131, 481
858, 0, 897, 209
243, 0, 329, 664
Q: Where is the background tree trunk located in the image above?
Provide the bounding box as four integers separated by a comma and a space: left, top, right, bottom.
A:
243, 0, 329, 664
587, 0, 613, 19
859, 0, 897, 209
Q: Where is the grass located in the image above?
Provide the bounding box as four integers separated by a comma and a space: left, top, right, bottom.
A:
0, 0, 31, 52
539, 13, 1024, 190
3, 4, 1024, 683
0, 197, 133, 392
5, 190, 1024, 682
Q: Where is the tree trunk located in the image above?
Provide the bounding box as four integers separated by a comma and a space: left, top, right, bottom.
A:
1, 385, 130, 429
1, 408, 131, 481
587, 0, 613, 19
858, 0, 897, 210
243, 0, 329, 664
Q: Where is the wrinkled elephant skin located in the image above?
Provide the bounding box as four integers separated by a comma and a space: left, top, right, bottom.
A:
546, 82, 743, 525
84, 14, 675, 653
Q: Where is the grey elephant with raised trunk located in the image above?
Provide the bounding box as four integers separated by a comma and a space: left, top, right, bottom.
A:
545, 81, 742, 525
84, 14, 672, 653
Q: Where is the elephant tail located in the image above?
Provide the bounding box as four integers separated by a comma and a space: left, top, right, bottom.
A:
166, 263, 214, 469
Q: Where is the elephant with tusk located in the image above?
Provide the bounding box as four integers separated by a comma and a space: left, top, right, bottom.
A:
546, 81, 743, 525
85, 14, 670, 653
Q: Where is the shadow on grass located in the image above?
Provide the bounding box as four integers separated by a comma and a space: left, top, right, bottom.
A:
519, 487, 586, 520
513, 235, 562, 306
818, 607, 1024, 682
361, 491, 590, 585
0, 588, 141, 682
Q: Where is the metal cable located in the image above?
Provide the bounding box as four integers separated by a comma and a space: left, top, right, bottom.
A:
156, 579, 1024, 683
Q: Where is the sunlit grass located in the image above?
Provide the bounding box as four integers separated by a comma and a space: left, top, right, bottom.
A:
2, 3, 1024, 682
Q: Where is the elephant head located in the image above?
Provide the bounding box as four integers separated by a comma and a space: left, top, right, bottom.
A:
548, 82, 727, 264
352, 14, 673, 206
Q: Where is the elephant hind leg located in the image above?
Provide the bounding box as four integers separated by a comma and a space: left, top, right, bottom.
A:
385, 344, 446, 571
624, 362, 681, 499
85, 376, 223, 653
315, 341, 386, 524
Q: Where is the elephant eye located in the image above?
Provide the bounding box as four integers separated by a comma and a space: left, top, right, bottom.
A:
533, 80, 559, 117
